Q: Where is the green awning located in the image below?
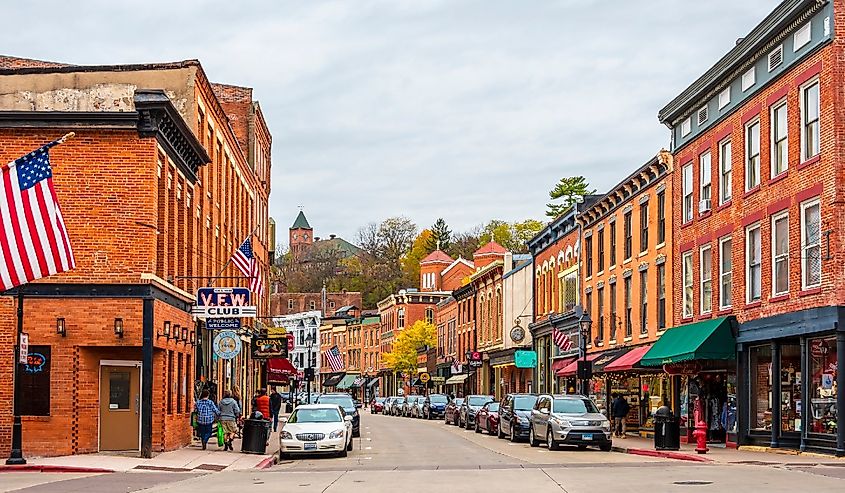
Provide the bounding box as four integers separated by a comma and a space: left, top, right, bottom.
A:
335, 374, 359, 390
640, 317, 735, 367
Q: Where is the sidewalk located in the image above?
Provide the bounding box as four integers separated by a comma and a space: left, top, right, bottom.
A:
612, 434, 845, 465
2, 426, 280, 474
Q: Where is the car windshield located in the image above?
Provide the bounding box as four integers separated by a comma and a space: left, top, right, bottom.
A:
486, 403, 500, 412
453, 398, 464, 406
553, 399, 599, 414
513, 396, 538, 411
317, 395, 355, 408
469, 396, 492, 406
288, 408, 342, 423
429, 395, 448, 404
408, 396, 419, 403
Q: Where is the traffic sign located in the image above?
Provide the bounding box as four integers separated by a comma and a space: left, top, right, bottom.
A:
419, 372, 430, 383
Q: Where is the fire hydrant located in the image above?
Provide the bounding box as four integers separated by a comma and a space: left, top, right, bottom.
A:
693, 397, 708, 454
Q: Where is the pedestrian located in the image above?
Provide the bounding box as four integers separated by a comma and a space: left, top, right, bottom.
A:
218, 389, 241, 451
611, 393, 630, 439
194, 389, 220, 450
255, 388, 271, 420
269, 386, 283, 432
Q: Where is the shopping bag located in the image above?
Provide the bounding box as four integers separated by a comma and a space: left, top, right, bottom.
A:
191, 411, 198, 429
216, 422, 225, 447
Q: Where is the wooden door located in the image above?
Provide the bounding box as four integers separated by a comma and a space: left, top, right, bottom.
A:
100, 365, 140, 451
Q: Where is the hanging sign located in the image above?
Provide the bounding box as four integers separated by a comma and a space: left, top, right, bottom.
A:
206, 318, 241, 331
18, 333, 28, 364
419, 372, 431, 383
468, 351, 483, 369
213, 330, 241, 360
252, 337, 289, 359
192, 287, 256, 318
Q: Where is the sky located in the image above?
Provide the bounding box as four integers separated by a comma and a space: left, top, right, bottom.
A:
1, 0, 776, 246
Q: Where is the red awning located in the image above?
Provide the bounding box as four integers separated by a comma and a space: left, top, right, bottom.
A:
556, 353, 600, 377
603, 344, 653, 372
267, 358, 297, 383
551, 357, 577, 373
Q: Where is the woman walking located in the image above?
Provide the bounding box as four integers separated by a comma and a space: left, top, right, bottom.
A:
218, 389, 242, 451
194, 389, 220, 450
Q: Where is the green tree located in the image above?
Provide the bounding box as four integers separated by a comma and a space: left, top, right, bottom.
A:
382, 320, 437, 375
546, 176, 595, 218
425, 218, 452, 252
480, 219, 544, 254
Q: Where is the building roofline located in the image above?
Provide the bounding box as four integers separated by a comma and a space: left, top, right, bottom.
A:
0, 58, 201, 76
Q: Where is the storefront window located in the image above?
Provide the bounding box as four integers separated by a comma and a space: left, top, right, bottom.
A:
725, 373, 737, 434
641, 375, 670, 430
780, 343, 801, 432
809, 336, 837, 435
749, 345, 772, 431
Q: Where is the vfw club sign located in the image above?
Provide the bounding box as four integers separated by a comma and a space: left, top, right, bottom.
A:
191, 287, 256, 318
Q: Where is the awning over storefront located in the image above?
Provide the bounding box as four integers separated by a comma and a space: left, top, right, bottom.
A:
589, 348, 628, 373
556, 354, 599, 377
604, 344, 653, 372
322, 372, 345, 387
366, 377, 380, 388
640, 317, 735, 367
445, 374, 469, 385
551, 356, 578, 375
335, 374, 360, 390
350, 376, 367, 389
267, 358, 298, 384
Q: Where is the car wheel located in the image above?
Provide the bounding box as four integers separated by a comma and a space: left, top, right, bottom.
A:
509, 427, 518, 442
488, 422, 496, 436
497, 424, 505, 439
528, 426, 539, 447
339, 447, 348, 458
547, 429, 559, 451
465, 418, 473, 430
474, 420, 481, 433
600, 443, 612, 452
347, 438, 354, 451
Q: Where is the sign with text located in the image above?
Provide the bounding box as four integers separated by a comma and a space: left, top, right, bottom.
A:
19, 333, 28, 364
252, 337, 289, 359
192, 287, 256, 319
467, 351, 483, 369
206, 318, 241, 331
213, 330, 241, 360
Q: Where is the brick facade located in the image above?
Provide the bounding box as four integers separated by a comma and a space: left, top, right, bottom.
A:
270, 291, 362, 317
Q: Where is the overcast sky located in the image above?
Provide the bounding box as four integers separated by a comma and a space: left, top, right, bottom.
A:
2, 0, 775, 246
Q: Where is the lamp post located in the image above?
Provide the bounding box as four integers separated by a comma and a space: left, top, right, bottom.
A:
579, 312, 592, 397
305, 332, 315, 405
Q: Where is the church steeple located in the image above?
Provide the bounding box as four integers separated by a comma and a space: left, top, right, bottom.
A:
290, 210, 313, 258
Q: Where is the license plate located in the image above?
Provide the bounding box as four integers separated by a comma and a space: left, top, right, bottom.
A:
304, 442, 317, 450
582, 433, 593, 441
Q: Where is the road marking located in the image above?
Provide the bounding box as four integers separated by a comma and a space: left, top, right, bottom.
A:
366, 438, 372, 441
365, 446, 372, 450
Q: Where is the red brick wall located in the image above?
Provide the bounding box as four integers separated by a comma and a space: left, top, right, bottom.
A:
441, 262, 473, 291
533, 228, 579, 321
270, 292, 362, 316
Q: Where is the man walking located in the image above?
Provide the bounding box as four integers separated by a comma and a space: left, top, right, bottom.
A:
255, 388, 271, 420
194, 389, 220, 450
269, 386, 283, 432
611, 393, 630, 439
218, 389, 241, 451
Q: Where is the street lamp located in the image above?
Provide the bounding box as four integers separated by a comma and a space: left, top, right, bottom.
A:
305, 332, 315, 405
579, 312, 592, 397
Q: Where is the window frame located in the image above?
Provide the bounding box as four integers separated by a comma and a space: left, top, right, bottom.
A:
719, 236, 733, 310
699, 244, 713, 315
771, 211, 790, 297
585, 236, 593, 278
800, 198, 822, 290
682, 163, 694, 223
745, 223, 762, 303
624, 211, 633, 259
719, 138, 732, 204
700, 150, 712, 208
718, 87, 731, 110
794, 23, 811, 51
657, 263, 666, 330
681, 117, 691, 137
800, 79, 821, 163
597, 286, 605, 341
623, 276, 632, 338
745, 119, 761, 191
597, 228, 605, 273
742, 67, 756, 91
639, 269, 648, 335
657, 191, 666, 244
609, 221, 617, 266
639, 202, 649, 253
770, 100, 788, 177
682, 251, 694, 319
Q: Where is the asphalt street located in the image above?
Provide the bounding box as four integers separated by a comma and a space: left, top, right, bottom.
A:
5, 412, 845, 492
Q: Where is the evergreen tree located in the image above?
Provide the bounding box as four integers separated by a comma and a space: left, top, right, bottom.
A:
425, 217, 452, 252
546, 176, 595, 218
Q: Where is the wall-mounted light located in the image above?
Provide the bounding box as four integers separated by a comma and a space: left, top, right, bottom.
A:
181, 326, 188, 344
56, 318, 66, 337
189, 331, 196, 346
159, 321, 171, 339
173, 324, 181, 341
114, 318, 124, 338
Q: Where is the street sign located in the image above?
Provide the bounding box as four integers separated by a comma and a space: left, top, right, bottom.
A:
18, 333, 28, 364
193, 287, 256, 319
212, 330, 241, 360
431, 376, 446, 385
419, 372, 430, 383
252, 337, 289, 359
206, 318, 241, 331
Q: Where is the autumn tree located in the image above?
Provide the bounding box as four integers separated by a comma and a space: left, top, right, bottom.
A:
401, 229, 433, 286
546, 175, 595, 218
382, 320, 437, 375
480, 219, 544, 254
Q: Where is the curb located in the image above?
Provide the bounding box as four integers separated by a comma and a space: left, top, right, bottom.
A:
612, 445, 712, 463
0, 464, 115, 474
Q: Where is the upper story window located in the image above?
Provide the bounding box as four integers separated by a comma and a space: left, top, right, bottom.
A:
623, 211, 633, 260
719, 236, 733, 310
682, 251, 693, 319
801, 80, 821, 162
681, 117, 691, 137
398, 308, 406, 328
288, 299, 294, 310
700, 245, 712, 315
425, 307, 434, 324
609, 221, 617, 266
585, 236, 593, 278
639, 202, 648, 253
639, 270, 648, 335
746, 224, 762, 303
801, 198, 822, 289
741, 67, 756, 92
657, 191, 666, 244
563, 270, 578, 313
657, 263, 666, 330
697, 106, 708, 126
794, 23, 811, 51
682, 163, 694, 223
718, 87, 731, 110
699, 151, 712, 212
745, 119, 761, 190
597, 229, 605, 272
719, 139, 732, 205
623, 276, 632, 338
771, 101, 788, 177
309, 300, 316, 310
771, 211, 789, 296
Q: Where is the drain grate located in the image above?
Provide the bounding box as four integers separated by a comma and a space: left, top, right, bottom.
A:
673, 481, 713, 486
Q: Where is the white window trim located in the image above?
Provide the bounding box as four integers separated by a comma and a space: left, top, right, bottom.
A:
770, 99, 788, 178
800, 198, 822, 290
742, 67, 756, 91
699, 245, 712, 315
681, 117, 692, 137
771, 211, 790, 297
719, 138, 732, 205
682, 251, 694, 319
745, 119, 761, 191
719, 236, 732, 310
718, 87, 731, 110
794, 23, 811, 52
745, 223, 762, 303
799, 78, 821, 163
700, 150, 712, 204
682, 163, 694, 223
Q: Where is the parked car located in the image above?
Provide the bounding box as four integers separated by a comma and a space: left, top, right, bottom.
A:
474, 401, 500, 435
410, 396, 426, 418
296, 392, 321, 405
391, 396, 406, 416
371, 397, 386, 414
444, 397, 464, 425
403, 395, 421, 417
315, 393, 361, 437
459, 395, 494, 429
528, 394, 611, 451
278, 404, 353, 459
498, 393, 539, 441
423, 394, 449, 420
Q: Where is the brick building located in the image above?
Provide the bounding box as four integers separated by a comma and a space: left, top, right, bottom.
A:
657, 0, 844, 453
270, 291, 362, 317
471, 245, 507, 396
435, 296, 458, 392
0, 57, 271, 457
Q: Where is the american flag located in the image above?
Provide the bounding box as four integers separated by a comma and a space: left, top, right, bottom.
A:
0, 142, 75, 291
230, 237, 263, 295
552, 328, 573, 352
325, 345, 344, 372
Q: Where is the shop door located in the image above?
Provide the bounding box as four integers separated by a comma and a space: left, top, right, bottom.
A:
100, 365, 140, 451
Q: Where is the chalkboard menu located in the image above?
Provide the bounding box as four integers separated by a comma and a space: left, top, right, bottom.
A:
16, 345, 50, 416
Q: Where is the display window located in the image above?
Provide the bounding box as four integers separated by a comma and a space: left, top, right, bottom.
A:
809, 336, 837, 435
640, 375, 670, 430
780, 342, 801, 432
749, 345, 772, 431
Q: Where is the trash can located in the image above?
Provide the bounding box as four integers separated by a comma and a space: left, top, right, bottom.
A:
241, 418, 271, 454
653, 405, 680, 451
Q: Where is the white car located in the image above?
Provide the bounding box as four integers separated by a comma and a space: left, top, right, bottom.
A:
279, 404, 353, 459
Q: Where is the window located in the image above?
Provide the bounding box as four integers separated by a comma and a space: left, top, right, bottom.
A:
794, 23, 811, 51
329, 301, 336, 309
657, 191, 666, 244
749, 345, 772, 430
682, 251, 693, 318
624, 277, 632, 338
597, 287, 605, 340
801, 81, 820, 161
609, 221, 617, 265
639, 270, 648, 334
809, 336, 838, 435
167, 352, 173, 413
718, 87, 731, 109
425, 308, 434, 324
742, 67, 756, 91
624, 211, 632, 259
681, 117, 691, 137
309, 300, 316, 310
697, 106, 708, 125
585, 290, 592, 328
288, 299, 294, 310
700, 245, 712, 314
772, 212, 789, 296
745, 120, 760, 190
719, 237, 732, 309
16, 345, 51, 416
609, 283, 617, 341
585, 236, 593, 277
767, 45, 783, 71
746, 224, 762, 303
657, 264, 666, 330
682, 163, 693, 222
639, 202, 649, 253
597, 229, 605, 272
801, 199, 822, 289
771, 101, 788, 176
563, 271, 578, 312
398, 308, 405, 328
719, 139, 732, 204
700, 151, 712, 210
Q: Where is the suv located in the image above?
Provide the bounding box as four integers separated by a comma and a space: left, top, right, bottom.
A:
459, 395, 494, 429
403, 395, 421, 417
391, 396, 407, 416
315, 392, 361, 437
498, 393, 538, 442
528, 394, 611, 451
423, 394, 449, 420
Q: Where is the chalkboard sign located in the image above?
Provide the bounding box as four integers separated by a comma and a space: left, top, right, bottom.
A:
16, 345, 50, 416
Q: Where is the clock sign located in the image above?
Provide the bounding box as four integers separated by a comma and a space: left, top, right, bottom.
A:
510, 325, 526, 343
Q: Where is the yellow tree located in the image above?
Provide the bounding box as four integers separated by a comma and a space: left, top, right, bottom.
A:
383, 320, 436, 376
401, 229, 433, 286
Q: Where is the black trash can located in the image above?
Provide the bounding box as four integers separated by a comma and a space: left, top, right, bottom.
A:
241, 418, 271, 454
653, 406, 680, 451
